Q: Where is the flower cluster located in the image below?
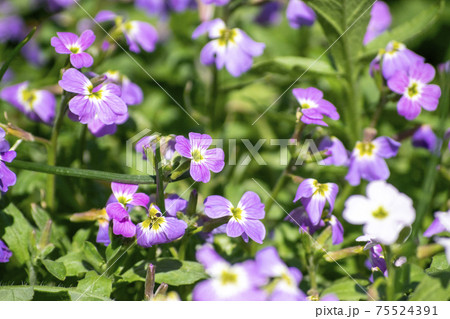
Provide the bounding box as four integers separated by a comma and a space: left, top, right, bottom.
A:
0, 128, 16, 193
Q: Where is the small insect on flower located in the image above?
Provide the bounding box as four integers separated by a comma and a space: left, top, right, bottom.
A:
106, 182, 150, 238
136, 204, 187, 248
412, 125, 438, 152
58, 68, 128, 126
0, 128, 16, 193
193, 245, 267, 301
175, 132, 225, 183
204, 191, 266, 244
1, 82, 56, 124
343, 180, 415, 245
370, 41, 424, 79
192, 18, 265, 77
51, 30, 95, 69
286, 0, 316, 29
387, 62, 441, 120
0, 240, 12, 263
255, 247, 306, 301
292, 87, 339, 126
363, 1, 391, 45
346, 136, 400, 186
294, 178, 338, 225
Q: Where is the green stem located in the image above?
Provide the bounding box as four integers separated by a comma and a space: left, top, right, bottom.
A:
26, 260, 37, 286
9, 160, 158, 184
46, 94, 69, 211
383, 245, 396, 301
370, 87, 388, 129
154, 139, 166, 213
0, 28, 36, 82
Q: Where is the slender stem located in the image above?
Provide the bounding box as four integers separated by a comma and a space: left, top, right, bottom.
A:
383, 245, 396, 301
26, 260, 37, 286
9, 160, 158, 184
154, 139, 166, 213
46, 94, 69, 211
370, 87, 388, 129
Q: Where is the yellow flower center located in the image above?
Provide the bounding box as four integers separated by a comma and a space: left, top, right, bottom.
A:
142, 205, 166, 231
356, 141, 375, 157
281, 272, 293, 286
407, 82, 419, 98
69, 46, 80, 54
372, 206, 389, 219
191, 149, 204, 162
218, 29, 238, 46
313, 180, 329, 196
87, 85, 103, 100
22, 89, 37, 109
230, 207, 243, 221
220, 270, 238, 285
386, 41, 402, 55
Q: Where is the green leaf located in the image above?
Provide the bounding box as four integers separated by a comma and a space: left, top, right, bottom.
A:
426, 253, 450, 274
252, 57, 338, 76
409, 273, 450, 301
56, 251, 88, 277
42, 260, 67, 281
120, 258, 208, 286
304, 0, 372, 72
321, 277, 370, 301
30, 204, 51, 230
0, 203, 33, 265
32, 286, 71, 301
0, 286, 34, 301
361, 0, 444, 60
83, 241, 105, 272
76, 271, 112, 300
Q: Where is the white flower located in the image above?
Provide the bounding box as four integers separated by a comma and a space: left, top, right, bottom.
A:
343, 180, 415, 245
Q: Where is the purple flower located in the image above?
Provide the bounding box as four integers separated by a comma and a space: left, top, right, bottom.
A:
330, 215, 344, 245
51, 30, 96, 69
192, 19, 265, 77
424, 210, 450, 237
0, 128, 16, 193
363, 1, 391, 45
293, 87, 339, 126
412, 125, 437, 152
438, 61, 450, 74
106, 182, 150, 238
387, 62, 441, 120
136, 0, 196, 15
201, 0, 230, 6
59, 68, 128, 126
371, 41, 424, 79
294, 179, 338, 225
104, 70, 143, 106
345, 136, 400, 186
175, 132, 225, 183
255, 2, 282, 26
204, 191, 266, 244
0, 2, 26, 43
255, 247, 306, 301
0, 82, 56, 124
286, 0, 316, 29
149, 193, 188, 217
136, 135, 176, 162
285, 207, 325, 235
367, 245, 388, 281
136, 204, 187, 247
96, 209, 110, 246
122, 21, 158, 53
318, 136, 349, 166
0, 240, 12, 263
193, 245, 266, 301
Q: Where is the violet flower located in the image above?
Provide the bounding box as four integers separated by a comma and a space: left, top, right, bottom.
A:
96, 209, 111, 246
318, 136, 349, 166
255, 2, 282, 26
0, 128, 16, 193
51, 30, 96, 69
363, 1, 391, 45
175, 132, 225, 183
345, 136, 400, 186
286, 0, 316, 29
204, 191, 266, 244
0, 240, 12, 263
58, 68, 128, 126
412, 125, 437, 152
201, 0, 230, 6
192, 18, 265, 77
424, 210, 450, 237
1, 82, 56, 124
255, 247, 306, 301
104, 70, 143, 106
193, 245, 266, 301
387, 62, 441, 120
294, 178, 338, 225
293, 87, 339, 126
136, 204, 187, 248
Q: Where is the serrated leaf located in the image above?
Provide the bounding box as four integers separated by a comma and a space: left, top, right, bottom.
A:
0, 286, 34, 301
42, 259, 66, 281
76, 271, 112, 299
361, 1, 443, 60
252, 56, 338, 76
0, 203, 33, 265
321, 277, 370, 301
